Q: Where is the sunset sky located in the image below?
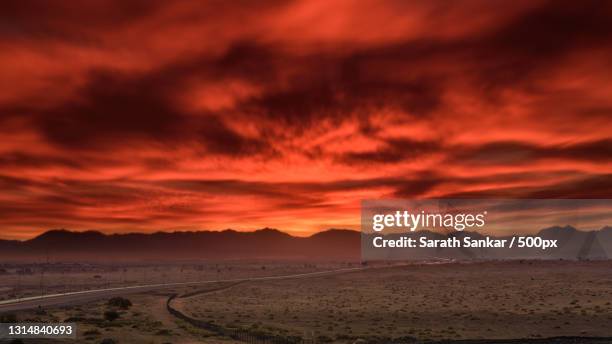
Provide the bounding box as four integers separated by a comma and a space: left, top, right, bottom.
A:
1, 0, 611, 239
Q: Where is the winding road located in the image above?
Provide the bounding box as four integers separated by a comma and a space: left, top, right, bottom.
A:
0, 267, 364, 313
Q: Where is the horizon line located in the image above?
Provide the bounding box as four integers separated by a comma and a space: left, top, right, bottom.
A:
4, 224, 611, 242
1, 227, 362, 242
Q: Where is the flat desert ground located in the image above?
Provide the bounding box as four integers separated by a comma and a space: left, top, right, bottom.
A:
2, 261, 612, 343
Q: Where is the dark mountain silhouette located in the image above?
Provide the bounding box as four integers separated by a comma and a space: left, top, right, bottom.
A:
0, 228, 360, 262
1, 225, 610, 262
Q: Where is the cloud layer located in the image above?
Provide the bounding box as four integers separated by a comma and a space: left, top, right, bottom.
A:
1, 0, 611, 238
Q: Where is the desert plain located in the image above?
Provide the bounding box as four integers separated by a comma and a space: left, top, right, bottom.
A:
1, 260, 612, 343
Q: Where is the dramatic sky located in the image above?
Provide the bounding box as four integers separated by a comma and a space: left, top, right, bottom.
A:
1, 0, 611, 239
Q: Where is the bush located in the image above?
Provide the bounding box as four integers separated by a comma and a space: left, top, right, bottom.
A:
107, 297, 132, 309
104, 310, 120, 322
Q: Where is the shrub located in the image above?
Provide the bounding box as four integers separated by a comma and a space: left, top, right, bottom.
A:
104, 310, 120, 322
108, 297, 132, 309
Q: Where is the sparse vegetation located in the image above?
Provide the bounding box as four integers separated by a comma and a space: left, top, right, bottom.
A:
3, 261, 612, 342
104, 310, 120, 322
108, 297, 132, 309
178, 261, 612, 341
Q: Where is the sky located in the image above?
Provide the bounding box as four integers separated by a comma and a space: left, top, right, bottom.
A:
0, 0, 611, 239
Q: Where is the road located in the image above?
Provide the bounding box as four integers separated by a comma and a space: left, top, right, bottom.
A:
0, 267, 364, 313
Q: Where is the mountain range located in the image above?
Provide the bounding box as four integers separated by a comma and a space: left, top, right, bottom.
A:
1, 226, 610, 262
0, 228, 360, 262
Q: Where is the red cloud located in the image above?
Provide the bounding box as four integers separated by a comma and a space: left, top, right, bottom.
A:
0, 0, 611, 239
